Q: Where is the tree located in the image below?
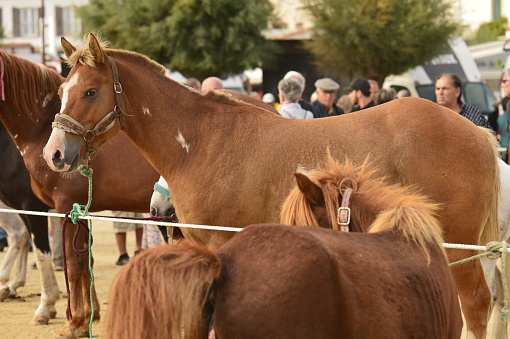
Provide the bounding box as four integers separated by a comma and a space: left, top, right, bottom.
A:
75, 0, 279, 78
465, 17, 508, 45
303, 0, 461, 84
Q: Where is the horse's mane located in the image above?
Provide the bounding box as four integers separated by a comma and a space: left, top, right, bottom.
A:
68, 34, 246, 107
67, 34, 167, 76
280, 154, 445, 261
0, 49, 63, 120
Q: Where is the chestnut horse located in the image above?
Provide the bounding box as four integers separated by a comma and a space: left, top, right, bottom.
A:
44, 34, 498, 338
0, 47, 277, 338
104, 159, 462, 338
0, 48, 162, 338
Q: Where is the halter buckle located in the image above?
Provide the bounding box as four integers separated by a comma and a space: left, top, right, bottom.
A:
114, 81, 122, 94
337, 206, 351, 226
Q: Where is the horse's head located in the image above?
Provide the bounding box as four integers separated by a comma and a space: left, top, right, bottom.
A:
150, 176, 178, 222
43, 33, 124, 172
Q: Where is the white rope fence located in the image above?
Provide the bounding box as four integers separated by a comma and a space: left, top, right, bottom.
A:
1, 207, 509, 252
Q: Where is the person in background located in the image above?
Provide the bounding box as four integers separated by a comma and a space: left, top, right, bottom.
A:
277, 78, 314, 119
112, 210, 144, 266
262, 93, 279, 110
201, 77, 223, 91
368, 79, 380, 105
312, 78, 344, 117
435, 73, 492, 129
397, 89, 411, 98
336, 94, 353, 114
185, 77, 201, 91
348, 78, 376, 112
0, 226, 7, 252
497, 97, 509, 162
283, 71, 318, 117
377, 88, 397, 105
501, 69, 510, 163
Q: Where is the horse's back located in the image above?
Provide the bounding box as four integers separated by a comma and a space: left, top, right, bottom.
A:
214, 224, 461, 338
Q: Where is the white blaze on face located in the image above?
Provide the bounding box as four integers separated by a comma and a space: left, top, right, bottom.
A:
60, 73, 79, 113
175, 131, 190, 153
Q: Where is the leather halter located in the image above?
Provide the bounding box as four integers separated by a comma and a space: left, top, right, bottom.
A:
337, 187, 353, 232
51, 56, 133, 167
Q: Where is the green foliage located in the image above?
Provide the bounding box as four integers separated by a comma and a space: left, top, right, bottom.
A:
465, 17, 508, 45
75, 0, 278, 78
303, 0, 460, 83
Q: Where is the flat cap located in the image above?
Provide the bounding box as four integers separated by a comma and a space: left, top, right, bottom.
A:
314, 78, 340, 91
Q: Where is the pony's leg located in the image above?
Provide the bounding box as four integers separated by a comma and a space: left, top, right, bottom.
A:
8, 232, 29, 296
450, 248, 491, 339
57, 223, 87, 339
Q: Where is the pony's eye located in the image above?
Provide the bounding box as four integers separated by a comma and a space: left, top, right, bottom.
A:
85, 90, 97, 97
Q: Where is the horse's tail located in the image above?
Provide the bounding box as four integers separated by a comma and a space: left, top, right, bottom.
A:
368, 193, 445, 263
103, 242, 221, 339
478, 127, 501, 245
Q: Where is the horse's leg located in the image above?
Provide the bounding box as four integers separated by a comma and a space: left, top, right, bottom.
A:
484, 258, 508, 339
0, 218, 29, 300
24, 214, 60, 325
57, 222, 87, 339
74, 254, 100, 338
449, 248, 491, 339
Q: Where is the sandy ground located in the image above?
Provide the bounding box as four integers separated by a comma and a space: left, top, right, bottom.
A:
0, 212, 136, 339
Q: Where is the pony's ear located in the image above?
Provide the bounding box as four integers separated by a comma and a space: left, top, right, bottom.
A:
294, 173, 324, 206
88, 33, 106, 64
61, 37, 76, 59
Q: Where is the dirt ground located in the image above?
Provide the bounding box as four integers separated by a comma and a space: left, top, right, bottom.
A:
0, 212, 135, 339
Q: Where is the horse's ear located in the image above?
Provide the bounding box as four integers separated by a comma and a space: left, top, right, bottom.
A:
61, 37, 76, 59
294, 173, 324, 206
88, 33, 106, 64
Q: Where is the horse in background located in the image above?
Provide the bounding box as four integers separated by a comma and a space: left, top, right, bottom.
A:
104, 158, 462, 339
0, 122, 59, 325
43, 33, 498, 338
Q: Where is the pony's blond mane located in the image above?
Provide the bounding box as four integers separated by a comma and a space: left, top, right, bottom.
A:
281, 154, 446, 261
0, 49, 63, 120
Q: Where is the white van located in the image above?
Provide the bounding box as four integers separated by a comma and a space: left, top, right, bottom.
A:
382, 37, 497, 116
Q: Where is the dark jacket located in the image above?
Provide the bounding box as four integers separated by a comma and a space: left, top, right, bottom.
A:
312, 101, 345, 118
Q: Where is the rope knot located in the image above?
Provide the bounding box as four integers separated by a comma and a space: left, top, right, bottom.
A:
78, 165, 94, 177
486, 241, 505, 260
69, 203, 87, 224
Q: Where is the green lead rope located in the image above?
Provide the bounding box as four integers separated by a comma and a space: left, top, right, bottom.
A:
70, 165, 95, 338
449, 241, 509, 323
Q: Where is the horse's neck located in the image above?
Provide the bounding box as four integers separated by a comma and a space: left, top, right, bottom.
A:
120, 75, 259, 181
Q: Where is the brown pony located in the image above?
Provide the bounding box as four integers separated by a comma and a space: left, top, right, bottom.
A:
44, 33, 498, 338
104, 161, 462, 338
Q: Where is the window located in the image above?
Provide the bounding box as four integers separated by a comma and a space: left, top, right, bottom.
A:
13, 7, 40, 37
56, 7, 81, 36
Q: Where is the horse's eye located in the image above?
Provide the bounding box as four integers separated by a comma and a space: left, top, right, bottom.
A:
85, 90, 97, 97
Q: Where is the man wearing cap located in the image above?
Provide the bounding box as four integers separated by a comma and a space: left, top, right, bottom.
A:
312, 78, 345, 118
348, 78, 376, 112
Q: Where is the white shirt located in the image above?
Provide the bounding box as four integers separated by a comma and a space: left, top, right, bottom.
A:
278, 102, 314, 119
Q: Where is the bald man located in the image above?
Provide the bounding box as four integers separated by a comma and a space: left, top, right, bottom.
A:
202, 77, 223, 92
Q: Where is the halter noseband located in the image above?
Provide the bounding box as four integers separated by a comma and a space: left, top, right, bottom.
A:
51, 56, 133, 167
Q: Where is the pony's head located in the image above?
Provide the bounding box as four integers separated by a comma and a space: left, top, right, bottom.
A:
150, 176, 177, 221
280, 155, 445, 261
42, 33, 166, 172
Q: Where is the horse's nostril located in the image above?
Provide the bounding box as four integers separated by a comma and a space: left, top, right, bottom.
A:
51, 150, 64, 169
150, 207, 158, 217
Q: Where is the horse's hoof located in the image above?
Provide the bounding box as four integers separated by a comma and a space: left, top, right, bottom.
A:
31, 315, 50, 325
49, 308, 57, 319
74, 328, 89, 338
0, 287, 9, 301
